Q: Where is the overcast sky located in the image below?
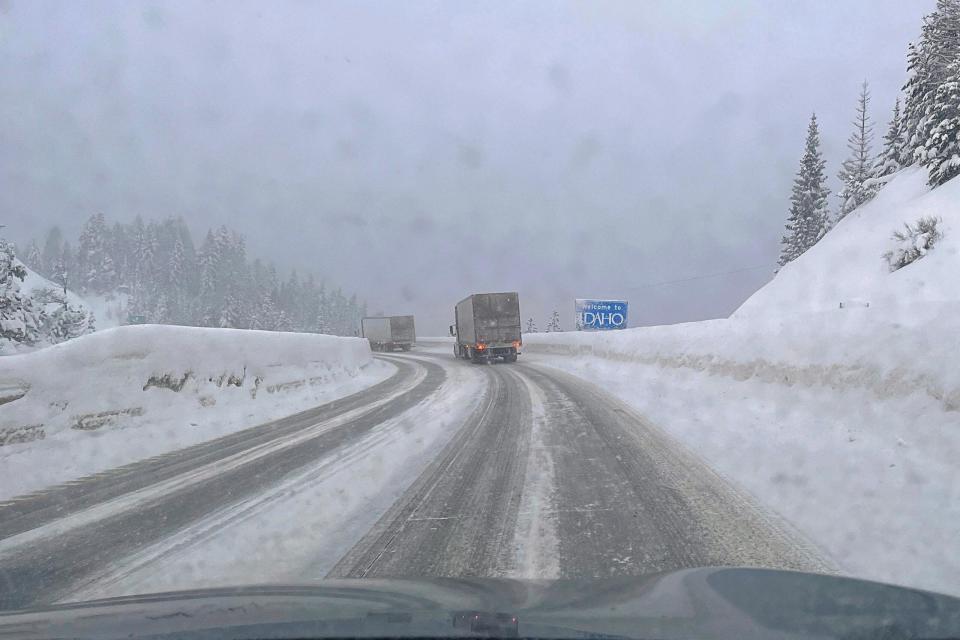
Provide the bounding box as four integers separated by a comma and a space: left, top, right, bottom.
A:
0, 0, 934, 333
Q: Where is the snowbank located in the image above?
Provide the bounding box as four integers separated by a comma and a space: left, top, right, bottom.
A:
526, 304, 960, 411
735, 167, 960, 317
0, 325, 390, 498
523, 309, 960, 597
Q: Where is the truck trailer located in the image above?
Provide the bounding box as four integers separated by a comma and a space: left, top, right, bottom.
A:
361, 315, 416, 352
450, 292, 521, 363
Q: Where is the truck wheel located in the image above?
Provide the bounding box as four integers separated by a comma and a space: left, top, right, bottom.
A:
503, 352, 518, 363
470, 349, 484, 364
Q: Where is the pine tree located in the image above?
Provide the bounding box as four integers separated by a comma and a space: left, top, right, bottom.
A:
110, 222, 131, 290
42, 303, 94, 343
24, 241, 43, 274
525, 317, 538, 333
836, 81, 877, 221
128, 221, 160, 321
165, 231, 187, 324
52, 249, 69, 293
316, 282, 329, 334
328, 288, 348, 335
347, 294, 360, 336
902, 0, 960, 165
0, 238, 44, 347
41, 226, 64, 276
129, 216, 148, 292
300, 274, 320, 333
926, 58, 960, 186
779, 114, 831, 266
60, 241, 75, 284
546, 310, 562, 332
273, 308, 291, 332
246, 259, 272, 330
280, 270, 302, 330
196, 230, 220, 327
77, 213, 116, 293
176, 222, 199, 301
874, 98, 905, 178
221, 229, 250, 329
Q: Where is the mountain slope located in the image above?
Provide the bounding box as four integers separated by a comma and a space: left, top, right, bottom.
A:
20, 263, 130, 331
19, 262, 90, 315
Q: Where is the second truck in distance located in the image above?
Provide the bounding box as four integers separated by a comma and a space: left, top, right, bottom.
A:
450, 292, 522, 363
361, 315, 416, 352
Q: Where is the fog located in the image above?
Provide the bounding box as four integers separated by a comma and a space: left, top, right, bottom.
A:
0, 0, 932, 333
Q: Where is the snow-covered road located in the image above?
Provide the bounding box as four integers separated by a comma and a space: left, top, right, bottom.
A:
0, 345, 828, 609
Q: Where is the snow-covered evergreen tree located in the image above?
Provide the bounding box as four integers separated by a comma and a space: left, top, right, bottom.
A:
347, 294, 360, 336
0, 238, 43, 348
525, 317, 538, 333
280, 270, 302, 329
780, 114, 832, 266
925, 59, 960, 186
300, 274, 320, 333
902, 0, 960, 165
196, 226, 249, 329
545, 310, 562, 332
196, 230, 220, 327
59, 241, 75, 285
77, 213, 116, 293
24, 241, 42, 274
837, 82, 877, 221
42, 302, 94, 344
41, 226, 64, 277
246, 259, 275, 330
273, 308, 291, 332
164, 230, 187, 324
110, 222, 131, 290
316, 282, 329, 334
874, 98, 905, 178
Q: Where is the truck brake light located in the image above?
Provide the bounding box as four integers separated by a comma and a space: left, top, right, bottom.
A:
475, 343, 487, 351
511, 340, 521, 349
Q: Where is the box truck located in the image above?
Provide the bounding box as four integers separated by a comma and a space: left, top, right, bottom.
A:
450, 292, 521, 363
361, 315, 416, 352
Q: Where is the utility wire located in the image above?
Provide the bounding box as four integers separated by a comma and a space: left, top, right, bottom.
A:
625, 263, 774, 290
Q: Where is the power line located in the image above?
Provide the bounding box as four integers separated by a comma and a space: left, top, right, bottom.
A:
625, 263, 774, 290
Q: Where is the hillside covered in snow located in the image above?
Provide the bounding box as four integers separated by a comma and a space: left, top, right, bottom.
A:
737, 167, 958, 317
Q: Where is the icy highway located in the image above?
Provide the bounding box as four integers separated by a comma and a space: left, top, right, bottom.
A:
0, 344, 828, 609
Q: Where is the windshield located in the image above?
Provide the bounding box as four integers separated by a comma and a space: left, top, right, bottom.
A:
1, 0, 958, 628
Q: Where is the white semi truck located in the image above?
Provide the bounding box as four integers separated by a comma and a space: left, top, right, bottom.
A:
450, 292, 521, 363
361, 315, 416, 352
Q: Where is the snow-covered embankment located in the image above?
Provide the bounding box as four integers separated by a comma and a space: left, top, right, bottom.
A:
0, 325, 391, 499
525, 168, 960, 597
524, 308, 959, 597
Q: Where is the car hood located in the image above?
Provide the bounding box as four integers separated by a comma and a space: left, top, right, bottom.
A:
1, 567, 958, 639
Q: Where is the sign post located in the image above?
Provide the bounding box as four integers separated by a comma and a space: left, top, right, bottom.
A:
575, 299, 628, 331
